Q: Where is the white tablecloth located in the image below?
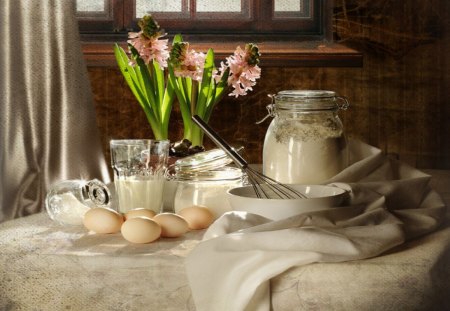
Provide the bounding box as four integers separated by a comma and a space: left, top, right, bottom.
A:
0, 176, 449, 311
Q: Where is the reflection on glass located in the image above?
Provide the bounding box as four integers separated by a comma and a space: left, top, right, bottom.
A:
274, 0, 302, 12
76, 0, 105, 12
196, 0, 241, 12
136, 0, 185, 17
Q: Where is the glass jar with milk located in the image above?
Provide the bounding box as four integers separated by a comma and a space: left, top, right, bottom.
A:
262, 90, 349, 184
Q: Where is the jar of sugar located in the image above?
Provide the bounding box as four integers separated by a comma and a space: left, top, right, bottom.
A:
262, 90, 349, 184
167, 148, 244, 219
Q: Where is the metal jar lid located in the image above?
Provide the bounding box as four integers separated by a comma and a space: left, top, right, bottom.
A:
274, 90, 349, 111
81, 179, 111, 207
257, 90, 349, 123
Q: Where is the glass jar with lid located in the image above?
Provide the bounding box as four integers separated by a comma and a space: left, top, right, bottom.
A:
262, 90, 349, 184
167, 148, 244, 219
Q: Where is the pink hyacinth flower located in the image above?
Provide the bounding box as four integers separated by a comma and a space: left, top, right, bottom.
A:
127, 31, 169, 68
218, 45, 261, 97
173, 48, 206, 81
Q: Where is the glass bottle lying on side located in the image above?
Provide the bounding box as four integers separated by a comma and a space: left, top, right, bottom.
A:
45, 179, 111, 226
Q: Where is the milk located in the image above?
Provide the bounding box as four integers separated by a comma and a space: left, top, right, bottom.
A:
115, 178, 165, 213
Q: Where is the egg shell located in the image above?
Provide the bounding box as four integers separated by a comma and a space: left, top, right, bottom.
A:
124, 208, 156, 220
121, 217, 161, 244
153, 213, 189, 238
83, 207, 123, 234
177, 206, 214, 230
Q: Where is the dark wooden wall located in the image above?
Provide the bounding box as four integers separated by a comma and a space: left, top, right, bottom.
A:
88, 0, 449, 169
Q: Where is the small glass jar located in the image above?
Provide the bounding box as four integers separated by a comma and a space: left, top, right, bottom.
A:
168, 148, 244, 219
262, 90, 349, 184
45, 179, 111, 226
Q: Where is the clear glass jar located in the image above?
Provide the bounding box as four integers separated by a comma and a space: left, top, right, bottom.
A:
168, 148, 244, 219
262, 90, 349, 184
45, 179, 111, 226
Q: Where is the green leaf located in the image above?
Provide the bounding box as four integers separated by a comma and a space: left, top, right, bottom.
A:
204, 67, 230, 122
173, 34, 183, 44
161, 75, 175, 127
114, 45, 148, 109
129, 45, 159, 121
196, 48, 215, 118
214, 67, 230, 104
183, 77, 193, 107
152, 60, 165, 119
114, 44, 160, 137
169, 64, 192, 138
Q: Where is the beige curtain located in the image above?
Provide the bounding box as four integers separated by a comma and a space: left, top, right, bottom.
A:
0, 0, 111, 222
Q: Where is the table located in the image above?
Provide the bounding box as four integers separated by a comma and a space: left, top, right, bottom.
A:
1, 170, 449, 311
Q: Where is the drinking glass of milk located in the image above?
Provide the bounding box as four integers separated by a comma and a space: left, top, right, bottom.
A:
110, 139, 170, 214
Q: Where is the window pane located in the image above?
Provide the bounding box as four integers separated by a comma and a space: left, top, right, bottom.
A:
196, 0, 241, 12
77, 0, 324, 37
136, 0, 186, 16
273, 0, 311, 18
76, 0, 105, 12
274, 0, 301, 12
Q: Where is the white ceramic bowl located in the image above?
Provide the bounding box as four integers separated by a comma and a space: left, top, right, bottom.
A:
227, 184, 348, 220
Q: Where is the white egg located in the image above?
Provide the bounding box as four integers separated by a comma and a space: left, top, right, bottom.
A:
121, 217, 161, 244
177, 206, 214, 230
124, 208, 156, 220
83, 207, 124, 234
153, 213, 189, 238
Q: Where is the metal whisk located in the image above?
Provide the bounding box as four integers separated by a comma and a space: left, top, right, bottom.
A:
192, 115, 307, 199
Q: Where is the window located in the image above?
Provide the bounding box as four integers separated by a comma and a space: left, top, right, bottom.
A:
78, 0, 362, 67
76, 0, 329, 40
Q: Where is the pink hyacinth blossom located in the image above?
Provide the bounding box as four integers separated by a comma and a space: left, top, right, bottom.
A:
175, 49, 206, 81
215, 45, 261, 97
127, 31, 169, 68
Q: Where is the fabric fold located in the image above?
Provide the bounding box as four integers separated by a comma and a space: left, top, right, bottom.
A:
185, 140, 447, 311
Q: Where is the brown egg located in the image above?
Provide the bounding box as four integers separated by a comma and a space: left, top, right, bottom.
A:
124, 208, 156, 220
121, 217, 161, 244
177, 206, 214, 230
83, 207, 124, 234
153, 213, 189, 238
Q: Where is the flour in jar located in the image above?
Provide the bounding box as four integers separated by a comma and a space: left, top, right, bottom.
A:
263, 118, 347, 184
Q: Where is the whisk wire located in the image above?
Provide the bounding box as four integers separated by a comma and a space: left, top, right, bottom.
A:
247, 168, 307, 199
191, 115, 307, 200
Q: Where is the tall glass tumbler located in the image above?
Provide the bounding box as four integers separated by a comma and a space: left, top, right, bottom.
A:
110, 139, 170, 214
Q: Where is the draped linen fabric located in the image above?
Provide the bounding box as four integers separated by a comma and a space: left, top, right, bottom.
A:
0, 0, 110, 222
185, 140, 448, 311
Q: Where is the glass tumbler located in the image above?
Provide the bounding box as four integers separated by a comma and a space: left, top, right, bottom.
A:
110, 139, 170, 214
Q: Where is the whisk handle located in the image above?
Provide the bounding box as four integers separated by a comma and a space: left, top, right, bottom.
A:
192, 115, 248, 169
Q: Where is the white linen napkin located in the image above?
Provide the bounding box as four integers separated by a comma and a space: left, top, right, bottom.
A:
185, 140, 446, 311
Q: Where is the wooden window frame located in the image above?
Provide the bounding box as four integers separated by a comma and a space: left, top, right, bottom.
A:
78, 0, 362, 67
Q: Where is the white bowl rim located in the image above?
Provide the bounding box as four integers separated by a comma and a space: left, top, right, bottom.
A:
227, 184, 347, 201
